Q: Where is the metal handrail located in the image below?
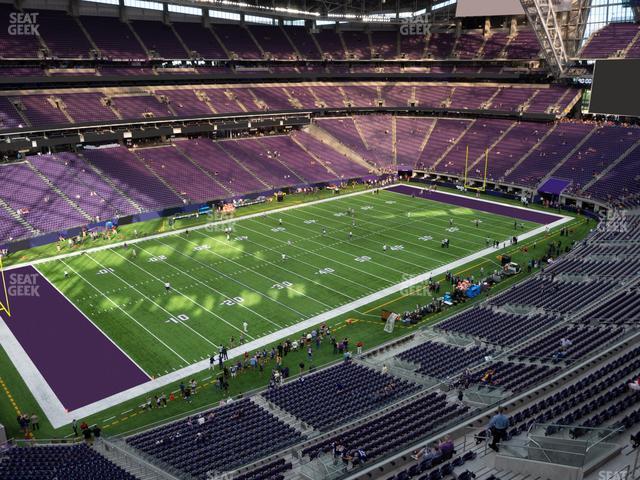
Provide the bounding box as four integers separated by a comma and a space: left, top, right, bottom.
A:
11, 437, 84, 446
497, 436, 589, 464
100, 438, 186, 480
585, 426, 625, 454
527, 436, 553, 464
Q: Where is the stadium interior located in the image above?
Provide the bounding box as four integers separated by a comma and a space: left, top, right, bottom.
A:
0, 0, 639, 479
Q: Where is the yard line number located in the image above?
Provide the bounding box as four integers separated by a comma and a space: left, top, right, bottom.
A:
166, 314, 189, 324
272, 281, 293, 290
221, 297, 244, 306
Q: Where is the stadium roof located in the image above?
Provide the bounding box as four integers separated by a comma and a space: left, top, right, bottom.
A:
172, 0, 457, 21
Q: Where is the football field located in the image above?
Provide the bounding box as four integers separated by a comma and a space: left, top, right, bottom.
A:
0, 185, 569, 425
38, 188, 541, 375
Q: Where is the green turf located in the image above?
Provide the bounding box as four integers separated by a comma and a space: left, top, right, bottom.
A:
0, 185, 592, 441
35, 189, 539, 376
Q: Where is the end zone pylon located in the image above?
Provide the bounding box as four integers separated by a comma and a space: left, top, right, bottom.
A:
0, 256, 11, 318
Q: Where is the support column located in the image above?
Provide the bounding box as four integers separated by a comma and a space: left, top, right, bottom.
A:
68, 0, 80, 16
202, 8, 210, 28
519, 0, 569, 76
119, 0, 127, 22
162, 3, 169, 25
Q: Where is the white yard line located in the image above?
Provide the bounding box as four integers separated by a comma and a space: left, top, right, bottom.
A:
131, 242, 285, 331
82, 253, 221, 349
110, 248, 265, 336
0, 184, 571, 429
225, 224, 388, 287
233, 219, 400, 283
160, 236, 312, 318
195, 225, 386, 296
346, 194, 524, 242
246, 210, 461, 272
187, 230, 338, 311
189, 232, 367, 303
19, 214, 573, 429
58, 258, 189, 365
397, 183, 564, 218
278, 206, 476, 262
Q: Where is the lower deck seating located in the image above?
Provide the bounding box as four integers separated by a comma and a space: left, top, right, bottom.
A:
263, 362, 421, 430
437, 307, 559, 346
398, 342, 492, 379
302, 391, 470, 462
126, 399, 303, 478
0, 444, 138, 480
507, 345, 640, 438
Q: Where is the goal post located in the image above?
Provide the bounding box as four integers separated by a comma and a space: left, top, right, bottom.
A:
0, 256, 11, 318
463, 146, 489, 192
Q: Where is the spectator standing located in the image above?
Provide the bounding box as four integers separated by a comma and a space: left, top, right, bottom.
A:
30, 413, 39, 431
439, 436, 454, 458
488, 407, 510, 452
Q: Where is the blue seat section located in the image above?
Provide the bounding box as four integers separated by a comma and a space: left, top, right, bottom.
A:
397, 342, 492, 378
437, 307, 559, 346
506, 346, 640, 439
126, 399, 303, 478
468, 361, 561, 393
0, 443, 138, 480
302, 391, 470, 461
262, 362, 421, 430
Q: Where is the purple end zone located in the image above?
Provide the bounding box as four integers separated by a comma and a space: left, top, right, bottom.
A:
1, 266, 149, 411
388, 185, 563, 225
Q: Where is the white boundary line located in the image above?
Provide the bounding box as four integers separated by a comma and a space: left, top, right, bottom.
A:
2, 187, 387, 273
0, 184, 571, 429
0, 266, 153, 428
0, 317, 67, 421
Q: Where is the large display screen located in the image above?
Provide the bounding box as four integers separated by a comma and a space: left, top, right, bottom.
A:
590, 59, 640, 117
455, 0, 524, 17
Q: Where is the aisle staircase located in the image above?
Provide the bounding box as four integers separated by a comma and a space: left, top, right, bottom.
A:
306, 124, 373, 172
26, 161, 93, 221
431, 119, 477, 169
172, 141, 234, 196
0, 198, 37, 236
